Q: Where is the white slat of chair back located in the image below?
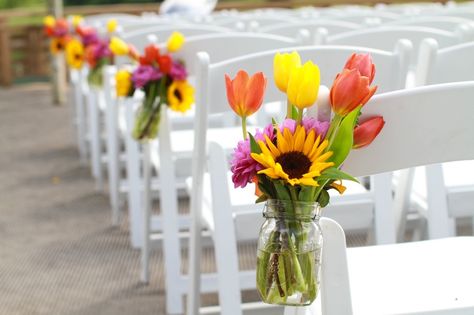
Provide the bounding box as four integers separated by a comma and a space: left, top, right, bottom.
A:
343, 81, 474, 177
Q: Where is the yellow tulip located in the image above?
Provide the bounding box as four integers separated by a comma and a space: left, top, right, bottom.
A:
107, 19, 118, 33
273, 51, 301, 93
43, 15, 55, 27
287, 60, 320, 110
71, 15, 83, 28
109, 36, 129, 55
167, 31, 185, 52
115, 70, 133, 97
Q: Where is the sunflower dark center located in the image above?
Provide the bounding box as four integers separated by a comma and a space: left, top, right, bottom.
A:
74, 54, 81, 61
173, 89, 182, 102
275, 151, 311, 179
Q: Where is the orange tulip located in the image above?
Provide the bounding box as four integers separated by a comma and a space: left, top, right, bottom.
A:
344, 53, 375, 84
353, 116, 385, 149
225, 70, 267, 118
330, 68, 377, 117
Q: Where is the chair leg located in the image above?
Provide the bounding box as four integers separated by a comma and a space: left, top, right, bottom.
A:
141, 142, 151, 284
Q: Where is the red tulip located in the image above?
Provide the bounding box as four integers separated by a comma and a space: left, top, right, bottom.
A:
140, 44, 160, 65
353, 116, 385, 149
225, 70, 267, 118
158, 55, 172, 74
344, 53, 375, 84
330, 68, 377, 116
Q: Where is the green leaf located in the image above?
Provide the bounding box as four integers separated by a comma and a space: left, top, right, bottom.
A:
317, 189, 330, 208
328, 107, 361, 167
249, 133, 262, 154
273, 180, 291, 201
298, 186, 315, 202
291, 105, 299, 120
318, 167, 360, 183
255, 194, 268, 203
272, 117, 278, 126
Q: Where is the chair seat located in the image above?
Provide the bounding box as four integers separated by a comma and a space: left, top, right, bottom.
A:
303, 237, 474, 315
348, 237, 474, 314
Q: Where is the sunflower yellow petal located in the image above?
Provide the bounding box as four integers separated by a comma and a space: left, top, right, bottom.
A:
276, 128, 290, 153
303, 130, 315, 156
283, 128, 293, 150
314, 151, 333, 163
257, 140, 275, 160
264, 135, 280, 158
293, 125, 306, 152
298, 177, 319, 186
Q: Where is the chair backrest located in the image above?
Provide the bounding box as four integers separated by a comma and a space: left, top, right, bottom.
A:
385, 15, 474, 33
203, 81, 474, 315
415, 40, 474, 86
259, 20, 360, 39
324, 26, 462, 68
186, 44, 411, 315
83, 13, 139, 25
121, 24, 230, 51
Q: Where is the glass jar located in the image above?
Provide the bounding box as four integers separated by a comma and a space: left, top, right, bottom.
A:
256, 199, 323, 306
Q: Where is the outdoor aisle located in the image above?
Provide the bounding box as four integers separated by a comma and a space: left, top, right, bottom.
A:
0, 83, 165, 315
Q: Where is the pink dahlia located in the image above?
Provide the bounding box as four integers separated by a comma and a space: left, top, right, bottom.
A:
230, 123, 275, 188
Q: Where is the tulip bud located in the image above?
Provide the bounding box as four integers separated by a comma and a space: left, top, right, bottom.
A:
286, 60, 320, 110
107, 19, 118, 33
353, 116, 385, 149
167, 31, 185, 53
330, 68, 377, 117
344, 53, 375, 84
109, 37, 129, 56
225, 70, 267, 118
273, 51, 301, 93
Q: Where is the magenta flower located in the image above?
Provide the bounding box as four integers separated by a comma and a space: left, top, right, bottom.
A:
170, 61, 187, 80
82, 31, 99, 47
132, 65, 163, 89
231, 123, 275, 188
302, 117, 330, 139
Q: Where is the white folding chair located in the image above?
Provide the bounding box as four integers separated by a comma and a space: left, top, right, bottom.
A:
259, 20, 361, 44
322, 26, 464, 69
192, 82, 474, 315
401, 40, 474, 239
185, 43, 412, 315
386, 15, 474, 36
105, 32, 305, 315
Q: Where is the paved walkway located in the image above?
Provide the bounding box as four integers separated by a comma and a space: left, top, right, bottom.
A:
0, 84, 166, 315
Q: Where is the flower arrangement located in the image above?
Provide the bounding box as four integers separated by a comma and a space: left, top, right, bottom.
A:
115, 32, 195, 141
226, 52, 385, 305
43, 16, 71, 55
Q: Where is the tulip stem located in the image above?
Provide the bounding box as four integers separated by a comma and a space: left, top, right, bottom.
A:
241, 117, 248, 140
286, 100, 292, 119
297, 108, 303, 124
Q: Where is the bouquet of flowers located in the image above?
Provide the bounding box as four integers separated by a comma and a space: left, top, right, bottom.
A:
118, 32, 194, 141
226, 52, 385, 305
43, 16, 71, 55
70, 19, 134, 86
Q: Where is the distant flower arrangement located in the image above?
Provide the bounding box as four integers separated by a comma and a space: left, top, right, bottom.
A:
115, 32, 194, 141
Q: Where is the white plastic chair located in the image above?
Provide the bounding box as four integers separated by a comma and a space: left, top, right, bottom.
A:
105, 32, 305, 315
322, 26, 464, 69
185, 42, 412, 315
403, 40, 474, 239
386, 15, 474, 35
191, 81, 474, 315
259, 20, 360, 44
109, 32, 304, 246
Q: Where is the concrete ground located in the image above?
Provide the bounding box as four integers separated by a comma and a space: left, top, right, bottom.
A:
0, 83, 167, 315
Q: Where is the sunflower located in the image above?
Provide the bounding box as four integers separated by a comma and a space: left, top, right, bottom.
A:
65, 39, 84, 69
251, 126, 334, 186
50, 37, 68, 55
167, 80, 194, 113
